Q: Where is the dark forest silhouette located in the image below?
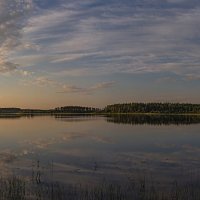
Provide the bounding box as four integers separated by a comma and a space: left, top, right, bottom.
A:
0, 103, 200, 114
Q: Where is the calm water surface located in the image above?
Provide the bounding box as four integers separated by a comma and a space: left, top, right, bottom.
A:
0, 115, 200, 186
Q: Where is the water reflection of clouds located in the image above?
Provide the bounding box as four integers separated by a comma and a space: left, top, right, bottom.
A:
0, 149, 32, 177
155, 143, 200, 158
0, 146, 199, 183
23, 137, 58, 149
17, 131, 115, 164
0, 148, 34, 164
11, 128, 200, 179
120, 147, 200, 168
23, 131, 114, 149
0, 151, 16, 164
0, 116, 199, 185
181, 144, 200, 154
62, 131, 114, 144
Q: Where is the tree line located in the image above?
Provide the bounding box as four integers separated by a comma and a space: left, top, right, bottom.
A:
0, 103, 200, 114
54, 106, 100, 113
0, 106, 99, 114
104, 103, 200, 114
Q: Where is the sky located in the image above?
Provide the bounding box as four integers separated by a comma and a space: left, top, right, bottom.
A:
0, 0, 200, 108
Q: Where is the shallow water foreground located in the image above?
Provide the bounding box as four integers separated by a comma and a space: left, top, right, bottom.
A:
0, 114, 199, 199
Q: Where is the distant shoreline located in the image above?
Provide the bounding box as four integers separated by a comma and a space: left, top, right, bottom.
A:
0, 103, 200, 115
0, 112, 200, 116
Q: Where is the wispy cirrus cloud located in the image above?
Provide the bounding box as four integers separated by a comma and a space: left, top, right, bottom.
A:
60, 81, 115, 94
1, 0, 200, 105
9, 0, 200, 81
22, 75, 115, 95
0, 0, 34, 73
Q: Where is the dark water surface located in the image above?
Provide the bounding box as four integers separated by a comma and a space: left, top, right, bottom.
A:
0, 114, 200, 187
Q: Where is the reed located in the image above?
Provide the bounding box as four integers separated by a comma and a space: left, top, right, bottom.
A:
0, 174, 199, 200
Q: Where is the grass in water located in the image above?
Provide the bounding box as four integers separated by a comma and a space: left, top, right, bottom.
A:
0, 174, 199, 199
0, 161, 198, 199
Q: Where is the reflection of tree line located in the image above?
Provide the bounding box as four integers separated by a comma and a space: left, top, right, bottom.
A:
54, 114, 99, 122
106, 114, 200, 125
0, 113, 99, 122
1, 113, 200, 125
0, 115, 21, 119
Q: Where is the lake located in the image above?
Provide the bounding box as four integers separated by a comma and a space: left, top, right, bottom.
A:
0, 114, 200, 190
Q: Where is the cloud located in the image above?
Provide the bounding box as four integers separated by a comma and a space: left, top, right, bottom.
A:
50, 52, 103, 64
0, 0, 34, 73
60, 81, 115, 94
0, 60, 18, 73
90, 82, 115, 90
18, 69, 34, 77
9, 0, 199, 81
166, 0, 187, 3
0, 0, 199, 103
184, 74, 200, 81
34, 77, 56, 86
22, 74, 115, 94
